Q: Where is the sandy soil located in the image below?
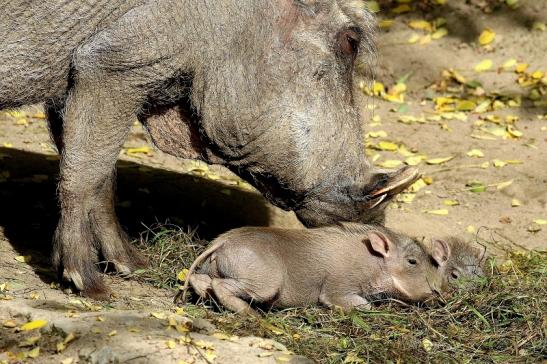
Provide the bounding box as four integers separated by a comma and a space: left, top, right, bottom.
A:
0, 0, 545, 362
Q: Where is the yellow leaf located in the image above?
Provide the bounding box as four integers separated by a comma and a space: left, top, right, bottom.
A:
426, 156, 454, 165
408, 20, 432, 32
32, 112, 46, 119
480, 161, 490, 169
2, 143, 13, 148
432, 28, 448, 39
534, 219, 547, 225
443, 199, 460, 206
506, 125, 523, 138
496, 180, 513, 190
378, 19, 394, 29
61, 358, 74, 364
505, 159, 522, 164
466, 149, 484, 158
20, 319, 47, 331
365, 130, 388, 138
376, 160, 403, 168
511, 199, 521, 207
422, 338, 433, 352
405, 155, 426, 166
125, 146, 151, 156
177, 269, 189, 282
408, 33, 420, 44
166, 340, 176, 349
532, 21, 546, 31
3, 319, 17, 328
377, 141, 398, 151
515, 63, 528, 73
371, 81, 385, 95
502, 59, 517, 70
392, 4, 411, 13
423, 209, 449, 216
531, 70, 544, 79
151, 312, 167, 320
456, 100, 477, 111
397, 193, 416, 203
27, 347, 40, 359
419, 34, 432, 45
15, 255, 32, 263
108, 330, 117, 336
474, 100, 491, 113
409, 179, 427, 193
478, 28, 496, 45
466, 225, 477, 234
474, 59, 493, 72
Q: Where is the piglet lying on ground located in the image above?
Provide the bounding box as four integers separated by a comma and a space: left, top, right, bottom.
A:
433, 237, 487, 286
175, 224, 448, 315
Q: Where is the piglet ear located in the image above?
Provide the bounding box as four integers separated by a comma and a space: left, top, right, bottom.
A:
431, 239, 450, 266
365, 231, 392, 258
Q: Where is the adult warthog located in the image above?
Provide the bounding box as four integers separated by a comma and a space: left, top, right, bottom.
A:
0, 0, 418, 297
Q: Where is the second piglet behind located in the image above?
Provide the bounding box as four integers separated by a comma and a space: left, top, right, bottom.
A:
175, 224, 449, 315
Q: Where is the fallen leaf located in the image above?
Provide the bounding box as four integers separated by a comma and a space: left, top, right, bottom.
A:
443, 199, 460, 206
466, 149, 484, 158
423, 209, 449, 216
15, 255, 32, 263
422, 338, 433, 352
177, 269, 189, 282
467, 182, 486, 193
475, 59, 493, 72
3, 320, 17, 328
511, 199, 521, 207
432, 28, 448, 39
496, 180, 513, 190
426, 156, 454, 165
166, 340, 176, 349
151, 312, 167, 320
534, 219, 547, 225
376, 160, 403, 168
479, 28, 496, 45
20, 320, 47, 331
108, 330, 117, 337
27, 347, 40, 359
493, 159, 507, 168
405, 155, 426, 166
61, 358, 74, 364
466, 225, 477, 233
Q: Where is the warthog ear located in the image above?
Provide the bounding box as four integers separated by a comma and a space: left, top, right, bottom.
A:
365, 231, 392, 258
431, 239, 450, 266
362, 166, 421, 210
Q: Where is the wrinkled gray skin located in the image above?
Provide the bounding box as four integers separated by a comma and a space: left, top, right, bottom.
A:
433, 237, 486, 286
177, 224, 448, 315
0, 0, 418, 297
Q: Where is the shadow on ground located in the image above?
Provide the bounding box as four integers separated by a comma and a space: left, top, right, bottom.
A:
0, 147, 271, 280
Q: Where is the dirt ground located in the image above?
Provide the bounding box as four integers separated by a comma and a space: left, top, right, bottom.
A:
1, 0, 546, 363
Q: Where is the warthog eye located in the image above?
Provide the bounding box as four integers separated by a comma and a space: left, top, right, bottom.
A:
407, 258, 417, 266
451, 271, 460, 280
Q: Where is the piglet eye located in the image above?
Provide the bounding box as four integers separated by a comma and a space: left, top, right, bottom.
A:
408, 258, 417, 265
451, 271, 460, 280
337, 29, 360, 58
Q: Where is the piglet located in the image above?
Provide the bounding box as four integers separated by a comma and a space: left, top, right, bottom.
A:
175, 224, 448, 315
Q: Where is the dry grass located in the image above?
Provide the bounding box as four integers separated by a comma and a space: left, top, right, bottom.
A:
135, 225, 546, 363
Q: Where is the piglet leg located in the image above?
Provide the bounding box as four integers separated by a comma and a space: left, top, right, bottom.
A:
320, 294, 371, 311
211, 278, 259, 317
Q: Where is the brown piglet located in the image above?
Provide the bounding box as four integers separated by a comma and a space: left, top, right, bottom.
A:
175, 224, 449, 316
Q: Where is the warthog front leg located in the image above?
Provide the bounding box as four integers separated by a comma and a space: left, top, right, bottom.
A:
53, 54, 149, 298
